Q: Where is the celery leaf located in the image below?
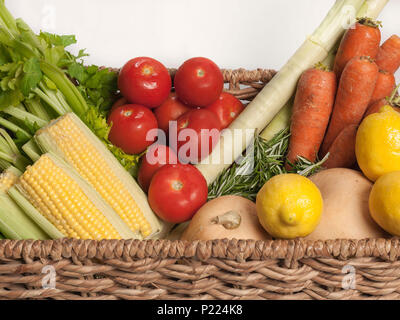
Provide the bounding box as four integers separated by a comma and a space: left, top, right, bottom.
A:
20, 57, 42, 96
39, 32, 77, 48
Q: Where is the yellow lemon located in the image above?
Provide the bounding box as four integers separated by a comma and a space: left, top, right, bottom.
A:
356, 105, 400, 181
256, 174, 323, 239
369, 171, 400, 236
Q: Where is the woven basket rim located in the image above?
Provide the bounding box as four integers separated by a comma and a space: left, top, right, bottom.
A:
0, 238, 398, 263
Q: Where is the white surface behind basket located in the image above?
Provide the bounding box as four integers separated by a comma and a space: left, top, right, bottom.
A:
7, 0, 400, 82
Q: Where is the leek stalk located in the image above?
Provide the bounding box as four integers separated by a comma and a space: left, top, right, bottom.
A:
196, 0, 389, 185
260, 0, 389, 142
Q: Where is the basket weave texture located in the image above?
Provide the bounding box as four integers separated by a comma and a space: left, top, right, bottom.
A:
0, 68, 396, 300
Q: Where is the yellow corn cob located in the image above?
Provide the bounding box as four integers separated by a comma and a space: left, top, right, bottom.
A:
0, 166, 20, 192
0, 166, 56, 240
34, 113, 163, 239
15, 153, 136, 240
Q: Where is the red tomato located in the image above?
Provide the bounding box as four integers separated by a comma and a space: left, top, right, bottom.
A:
206, 92, 245, 129
138, 144, 178, 192
110, 97, 128, 113
108, 104, 158, 155
154, 93, 192, 135
148, 164, 208, 223
118, 57, 172, 108
175, 109, 221, 163
174, 57, 224, 107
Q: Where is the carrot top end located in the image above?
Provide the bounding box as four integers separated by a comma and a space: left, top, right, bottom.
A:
387, 83, 400, 105
313, 62, 331, 72
357, 17, 382, 29
359, 55, 376, 64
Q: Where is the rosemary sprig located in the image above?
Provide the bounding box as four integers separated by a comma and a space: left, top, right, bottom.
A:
208, 127, 327, 201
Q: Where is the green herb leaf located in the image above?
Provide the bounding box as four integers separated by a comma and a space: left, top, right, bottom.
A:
68, 65, 118, 113
39, 32, 77, 48
21, 57, 42, 96
208, 128, 327, 201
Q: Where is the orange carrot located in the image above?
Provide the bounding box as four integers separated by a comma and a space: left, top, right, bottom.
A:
364, 84, 400, 118
285, 65, 336, 169
370, 70, 395, 104
333, 18, 381, 78
323, 125, 358, 169
364, 98, 388, 118
321, 56, 379, 156
376, 35, 400, 74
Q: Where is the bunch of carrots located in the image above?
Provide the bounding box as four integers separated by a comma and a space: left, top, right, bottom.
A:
286, 18, 400, 170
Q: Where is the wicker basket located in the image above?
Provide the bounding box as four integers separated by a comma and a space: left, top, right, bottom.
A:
0, 68, 396, 300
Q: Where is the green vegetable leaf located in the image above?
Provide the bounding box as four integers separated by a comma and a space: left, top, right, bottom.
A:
0, 46, 10, 65
23, 119, 42, 135
83, 105, 141, 175
67, 63, 118, 113
1, 76, 12, 91
0, 89, 24, 110
13, 129, 31, 146
68, 62, 89, 84
76, 49, 89, 59
44, 46, 66, 66
21, 57, 42, 96
39, 32, 77, 48
0, 62, 16, 72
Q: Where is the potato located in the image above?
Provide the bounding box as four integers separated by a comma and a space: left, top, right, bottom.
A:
181, 195, 271, 241
306, 168, 387, 240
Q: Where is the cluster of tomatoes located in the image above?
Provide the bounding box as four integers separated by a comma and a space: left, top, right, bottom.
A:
107, 57, 245, 223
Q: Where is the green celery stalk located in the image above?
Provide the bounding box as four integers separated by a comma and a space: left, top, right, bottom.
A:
24, 99, 53, 122
40, 61, 88, 116
0, 128, 31, 171
0, 159, 9, 170
15, 18, 46, 56
22, 139, 41, 162
3, 105, 48, 128
0, 0, 18, 35
32, 87, 68, 116
38, 81, 72, 114
0, 117, 32, 140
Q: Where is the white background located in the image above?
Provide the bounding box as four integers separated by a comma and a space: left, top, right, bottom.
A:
6, 0, 400, 82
